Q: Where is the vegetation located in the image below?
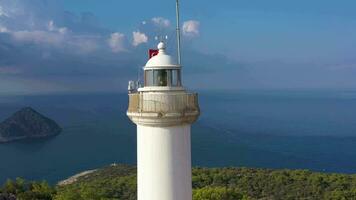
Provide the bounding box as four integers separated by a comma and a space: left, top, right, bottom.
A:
2, 165, 356, 200
0, 178, 55, 200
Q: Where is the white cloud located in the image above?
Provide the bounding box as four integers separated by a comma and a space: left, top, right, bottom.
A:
0, 5, 9, 17
183, 20, 200, 37
1, 19, 69, 47
108, 32, 126, 53
0, 26, 8, 33
0, 2, 101, 54
11, 30, 65, 46
69, 35, 101, 54
48, 20, 55, 31
152, 17, 170, 27
9, 27, 98, 54
132, 31, 148, 47
0, 1, 125, 55
48, 20, 68, 34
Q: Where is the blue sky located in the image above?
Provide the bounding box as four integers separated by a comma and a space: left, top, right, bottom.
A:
0, 0, 356, 94
60, 0, 356, 59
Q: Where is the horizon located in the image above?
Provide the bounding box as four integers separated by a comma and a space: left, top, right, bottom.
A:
1, 87, 356, 97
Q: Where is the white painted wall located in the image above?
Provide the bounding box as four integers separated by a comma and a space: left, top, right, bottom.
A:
137, 124, 192, 200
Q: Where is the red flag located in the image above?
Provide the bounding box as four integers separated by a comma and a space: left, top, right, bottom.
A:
149, 49, 159, 59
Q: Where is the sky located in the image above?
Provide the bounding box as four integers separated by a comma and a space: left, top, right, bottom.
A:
0, 0, 356, 95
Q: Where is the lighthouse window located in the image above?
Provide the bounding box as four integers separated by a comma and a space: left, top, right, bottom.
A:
153, 70, 168, 86
171, 69, 181, 86
144, 70, 154, 86
145, 69, 181, 87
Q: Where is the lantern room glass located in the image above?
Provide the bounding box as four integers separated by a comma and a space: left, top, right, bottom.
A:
144, 69, 181, 87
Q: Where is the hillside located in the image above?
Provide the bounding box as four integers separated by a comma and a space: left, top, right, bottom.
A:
1, 165, 356, 199
0, 107, 62, 143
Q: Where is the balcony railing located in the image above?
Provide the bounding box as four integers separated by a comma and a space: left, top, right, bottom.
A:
128, 92, 199, 114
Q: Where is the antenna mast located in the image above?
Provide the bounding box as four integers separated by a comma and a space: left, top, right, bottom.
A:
175, 0, 182, 65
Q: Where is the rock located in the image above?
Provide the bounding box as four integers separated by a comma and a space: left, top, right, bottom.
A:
0, 107, 62, 143
0, 193, 16, 200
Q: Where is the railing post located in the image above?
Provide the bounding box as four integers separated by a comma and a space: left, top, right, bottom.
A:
139, 93, 142, 112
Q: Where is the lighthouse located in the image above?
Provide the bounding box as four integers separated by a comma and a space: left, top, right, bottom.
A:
127, 41, 200, 200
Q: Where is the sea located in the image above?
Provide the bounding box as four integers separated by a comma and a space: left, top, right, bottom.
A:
0, 89, 356, 184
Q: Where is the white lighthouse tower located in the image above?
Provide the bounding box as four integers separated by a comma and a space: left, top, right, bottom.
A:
127, 40, 200, 199
127, 41, 200, 200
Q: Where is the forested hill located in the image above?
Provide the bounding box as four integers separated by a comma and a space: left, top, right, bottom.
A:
1, 165, 356, 200
0, 107, 62, 143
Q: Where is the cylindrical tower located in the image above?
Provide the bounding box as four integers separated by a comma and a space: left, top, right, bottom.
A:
127, 42, 200, 200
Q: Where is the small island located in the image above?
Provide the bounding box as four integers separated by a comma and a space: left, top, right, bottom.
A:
0, 107, 62, 143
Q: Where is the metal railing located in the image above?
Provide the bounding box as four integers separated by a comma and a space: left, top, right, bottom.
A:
128, 92, 199, 114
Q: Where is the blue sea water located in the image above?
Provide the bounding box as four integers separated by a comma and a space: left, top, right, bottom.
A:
0, 90, 356, 184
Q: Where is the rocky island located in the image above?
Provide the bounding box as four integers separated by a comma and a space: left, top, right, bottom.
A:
0, 107, 62, 143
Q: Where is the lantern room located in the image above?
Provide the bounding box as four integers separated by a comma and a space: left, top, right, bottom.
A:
139, 42, 184, 92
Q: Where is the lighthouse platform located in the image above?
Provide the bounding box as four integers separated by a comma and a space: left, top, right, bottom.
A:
127, 91, 200, 127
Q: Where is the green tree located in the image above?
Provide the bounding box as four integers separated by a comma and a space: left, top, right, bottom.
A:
193, 186, 249, 200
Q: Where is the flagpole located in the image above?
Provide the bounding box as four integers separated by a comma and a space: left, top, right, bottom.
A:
176, 0, 182, 65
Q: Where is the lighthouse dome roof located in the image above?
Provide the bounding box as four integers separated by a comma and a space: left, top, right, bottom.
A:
145, 42, 179, 69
